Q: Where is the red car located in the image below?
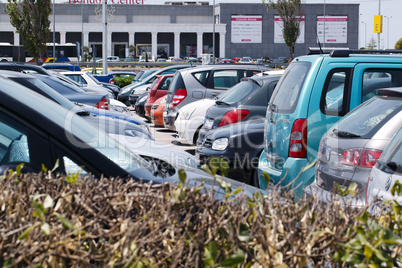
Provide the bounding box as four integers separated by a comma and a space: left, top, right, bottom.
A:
220, 59, 236, 64
144, 74, 174, 120
232, 57, 242, 63
151, 96, 166, 127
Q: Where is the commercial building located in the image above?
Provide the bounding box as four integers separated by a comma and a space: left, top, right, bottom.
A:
0, 1, 359, 60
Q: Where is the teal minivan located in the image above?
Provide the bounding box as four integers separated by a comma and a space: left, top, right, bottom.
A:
257, 50, 402, 197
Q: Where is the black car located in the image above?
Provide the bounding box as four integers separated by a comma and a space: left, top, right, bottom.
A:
0, 75, 259, 199
197, 74, 281, 145
196, 118, 265, 186
134, 92, 149, 118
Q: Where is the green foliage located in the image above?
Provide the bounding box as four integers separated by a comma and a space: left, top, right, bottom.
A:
395, 38, 402, 49
5, 0, 52, 65
263, 0, 303, 60
367, 37, 378, 50
114, 76, 134, 88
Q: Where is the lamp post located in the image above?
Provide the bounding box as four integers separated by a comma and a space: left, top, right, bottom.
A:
384, 15, 392, 49
361, 21, 367, 48
212, 0, 215, 64
53, 0, 55, 62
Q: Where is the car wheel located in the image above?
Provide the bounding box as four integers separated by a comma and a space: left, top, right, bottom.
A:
251, 168, 260, 188
193, 125, 202, 145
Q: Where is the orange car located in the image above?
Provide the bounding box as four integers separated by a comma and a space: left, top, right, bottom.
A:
151, 96, 166, 127
144, 74, 174, 121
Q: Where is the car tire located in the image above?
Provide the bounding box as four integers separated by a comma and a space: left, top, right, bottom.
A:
251, 168, 260, 188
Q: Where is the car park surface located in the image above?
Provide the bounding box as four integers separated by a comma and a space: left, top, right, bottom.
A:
258, 49, 402, 198
304, 87, 402, 207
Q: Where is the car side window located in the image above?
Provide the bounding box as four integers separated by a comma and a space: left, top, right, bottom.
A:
192, 71, 210, 86
0, 113, 30, 165
62, 156, 89, 176
362, 69, 402, 102
212, 70, 239, 89
321, 68, 351, 116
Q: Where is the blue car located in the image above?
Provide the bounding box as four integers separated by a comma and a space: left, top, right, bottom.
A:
258, 49, 402, 198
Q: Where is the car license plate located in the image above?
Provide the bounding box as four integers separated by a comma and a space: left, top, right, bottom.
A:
204, 119, 213, 129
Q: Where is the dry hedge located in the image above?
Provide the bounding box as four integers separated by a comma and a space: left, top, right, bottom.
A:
0, 171, 400, 267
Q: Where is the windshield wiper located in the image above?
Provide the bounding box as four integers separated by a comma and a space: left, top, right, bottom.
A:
332, 129, 361, 138
215, 100, 230, 106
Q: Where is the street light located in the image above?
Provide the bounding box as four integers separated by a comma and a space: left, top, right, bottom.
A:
361, 21, 367, 48
384, 15, 392, 49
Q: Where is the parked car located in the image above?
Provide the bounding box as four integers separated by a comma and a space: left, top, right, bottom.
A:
0, 76, 260, 199
258, 50, 402, 198
232, 57, 242, 63
197, 74, 282, 145
175, 99, 215, 145
367, 127, 402, 207
196, 118, 265, 186
0, 61, 51, 75
0, 70, 152, 140
94, 71, 136, 84
238, 57, 253, 64
96, 56, 120, 62
42, 63, 80, 71
134, 92, 149, 118
144, 74, 174, 120
62, 71, 121, 98
219, 59, 236, 64
151, 96, 167, 127
304, 87, 402, 207
163, 64, 270, 131
132, 69, 158, 83
81, 67, 112, 75
119, 65, 191, 105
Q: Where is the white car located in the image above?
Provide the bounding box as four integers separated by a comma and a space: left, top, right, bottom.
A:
109, 99, 131, 115
174, 99, 216, 145
96, 56, 120, 62
367, 127, 402, 207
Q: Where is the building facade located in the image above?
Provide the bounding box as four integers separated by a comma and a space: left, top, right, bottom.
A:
0, 2, 359, 60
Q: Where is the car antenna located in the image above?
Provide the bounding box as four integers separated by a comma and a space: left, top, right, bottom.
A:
315, 27, 324, 54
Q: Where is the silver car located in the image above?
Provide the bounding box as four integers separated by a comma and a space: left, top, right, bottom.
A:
304, 87, 402, 207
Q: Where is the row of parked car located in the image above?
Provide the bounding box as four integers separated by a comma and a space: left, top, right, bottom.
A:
0, 61, 260, 200
129, 50, 402, 208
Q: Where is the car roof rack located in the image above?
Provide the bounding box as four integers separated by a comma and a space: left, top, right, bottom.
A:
330, 49, 402, 57
307, 47, 349, 55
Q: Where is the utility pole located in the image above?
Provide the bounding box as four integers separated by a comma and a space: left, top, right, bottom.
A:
53, 0, 55, 62
102, 0, 108, 74
212, 0, 215, 64
378, 0, 381, 49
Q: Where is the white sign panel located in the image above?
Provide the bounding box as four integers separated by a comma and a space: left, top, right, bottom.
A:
231, 15, 262, 43
317, 16, 348, 43
274, 16, 305, 44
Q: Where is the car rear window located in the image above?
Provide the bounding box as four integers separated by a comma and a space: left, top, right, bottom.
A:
270, 61, 310, 113
330, 96, 402, 138
217, 79, 259, 105
168, 72, 185, 95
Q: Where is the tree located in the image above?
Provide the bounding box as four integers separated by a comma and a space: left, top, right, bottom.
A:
263, 0, 303, 61
366, 37, 377, 50
5, 0, 52, 65
129, 44, 135, 58
395, 38, 402, 50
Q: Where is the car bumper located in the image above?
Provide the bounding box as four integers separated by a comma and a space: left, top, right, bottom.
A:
196, 148, 254, 184
304, 182, 366, 208
163, 110, 178, 131
257, 150, 315, 199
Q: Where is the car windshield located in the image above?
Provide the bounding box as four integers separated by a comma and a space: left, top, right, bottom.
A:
379, 127, 402, 167
270, 61, 311, 113
331, 96, 402, 138
86, 73, 102, 85
217, 79, 260, 105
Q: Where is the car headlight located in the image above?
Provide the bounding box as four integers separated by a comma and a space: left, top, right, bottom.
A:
212, 138, 228, 151
121, 86, 133, 94
138, 95, 147, 103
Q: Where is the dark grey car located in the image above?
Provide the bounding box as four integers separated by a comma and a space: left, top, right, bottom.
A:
304, 87, 402, 207
197, 74, 281, 145
163, 65, 269, 131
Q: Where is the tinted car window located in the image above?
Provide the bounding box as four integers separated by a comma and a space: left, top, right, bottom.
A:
192, 71, 210, 86
330, 96, 402, 138
168, 72, 185, 95
362, 69, 402, 102
212, 70, 240, 89
270, 62, 310, 113
159, 76, 172, 90
217, 80, 259, 105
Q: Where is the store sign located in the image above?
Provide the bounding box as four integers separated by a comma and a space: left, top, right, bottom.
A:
317, 16, 348, 43
68, 0, 144, 4
274, 16, 305, 44
231, 15, 262, 43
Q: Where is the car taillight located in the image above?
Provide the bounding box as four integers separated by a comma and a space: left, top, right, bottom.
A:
109, 78, 114, 84
288, 119, 307, 158
95, 97, 110, 110
218, 109, 250, 127
341, 149, 382, 168
171, 88, 187, 109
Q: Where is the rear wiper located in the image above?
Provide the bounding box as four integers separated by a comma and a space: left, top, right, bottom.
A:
215, 100, 230, 106
332, 129, 361, 138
